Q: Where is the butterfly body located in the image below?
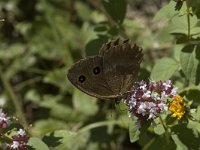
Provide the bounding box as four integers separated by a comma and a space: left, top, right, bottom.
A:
67, 39, 143, 100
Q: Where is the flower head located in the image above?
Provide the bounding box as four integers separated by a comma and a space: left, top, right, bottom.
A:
124, 80, 178, 122
169, 95, 185, 119
10, 141, 20, 149
7, 129, 29, 150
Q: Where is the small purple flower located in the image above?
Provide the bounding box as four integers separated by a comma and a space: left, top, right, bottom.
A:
10, 141, 20, 149
0, 109, 10, 128
124, 80, 178, 122
142, 90, 151, 98
7, 129, 29, 150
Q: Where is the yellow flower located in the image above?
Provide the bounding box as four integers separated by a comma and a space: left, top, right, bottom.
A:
169, 95, 185, 119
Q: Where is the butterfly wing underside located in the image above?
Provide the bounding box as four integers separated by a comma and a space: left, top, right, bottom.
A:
67, 56, 116, 99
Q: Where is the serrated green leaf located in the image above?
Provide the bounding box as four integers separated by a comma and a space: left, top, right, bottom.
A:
151, 58, 180, 81
28, 137, 50, 150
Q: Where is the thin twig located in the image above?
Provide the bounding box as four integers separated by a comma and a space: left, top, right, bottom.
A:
186, 0, 191, 40
78, 120, 120, 133
159, 116, 170, 145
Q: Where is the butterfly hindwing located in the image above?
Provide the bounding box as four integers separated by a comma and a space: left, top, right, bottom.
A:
101, 39, 143, 94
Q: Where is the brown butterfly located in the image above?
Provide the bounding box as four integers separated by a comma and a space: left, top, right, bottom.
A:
67, 38, 143, 100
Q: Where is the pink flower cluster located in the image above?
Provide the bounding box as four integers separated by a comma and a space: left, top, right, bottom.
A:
124, 80, 178, 121
0, 109, 29, 150
7, 129, 29, 150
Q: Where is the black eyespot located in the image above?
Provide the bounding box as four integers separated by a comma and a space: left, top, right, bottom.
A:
78, 75, 86, 83
93, 67, 100, 75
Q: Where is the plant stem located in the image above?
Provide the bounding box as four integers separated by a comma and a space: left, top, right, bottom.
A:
0, 68, 28, 129
186, 0, 191, 40
78, 120, 120, 133
159, 116, 170, 145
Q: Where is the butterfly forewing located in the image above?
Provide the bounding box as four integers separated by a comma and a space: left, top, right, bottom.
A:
67, 56, 116, 99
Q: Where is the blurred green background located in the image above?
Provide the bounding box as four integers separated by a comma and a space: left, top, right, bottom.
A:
0, 0, 174, 149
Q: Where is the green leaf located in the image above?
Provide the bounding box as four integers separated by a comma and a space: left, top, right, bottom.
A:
171, 123, 200, 149
31, 119, 68, 136
25, 89, 41, 103
171, 134, 188, 150
180, 45, 200, 84
154, 124, 165, 135
73, 89, 98, 116
94, 23, 108, 32
4, 54, 36, 79
43, 130, 90, 150
181, 86, 200, 103
188, 120, 200, 135
170, 15, 198, 35
39, 95, 74, 121
187, 0, 200, 18
151, 58, 180, 81
28, 137, 50, 150
129, 118, 140, 143
75, 1, 91, 21
153, 1, 179, 21
142, 134, 176, 150
102, 0, 126, 24
85, 35, 109, 56
155, 25, 173, 43
191, 106, 200, 121
173, 44, 184, 61
0, 44, 25, 59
